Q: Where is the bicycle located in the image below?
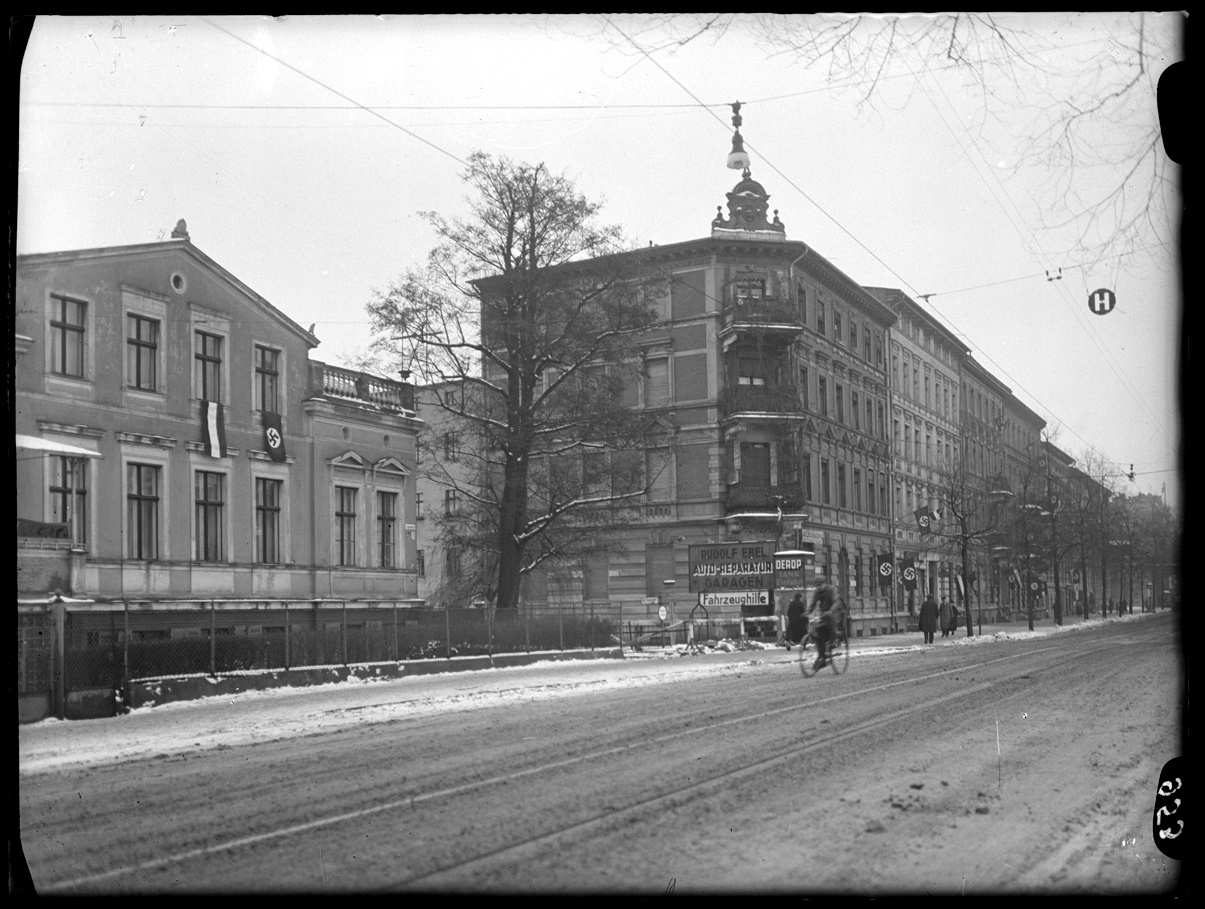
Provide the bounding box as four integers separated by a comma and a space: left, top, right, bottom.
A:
798, 607, 850, 677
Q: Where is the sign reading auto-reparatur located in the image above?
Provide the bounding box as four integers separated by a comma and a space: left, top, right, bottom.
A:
688, 542, 775, 593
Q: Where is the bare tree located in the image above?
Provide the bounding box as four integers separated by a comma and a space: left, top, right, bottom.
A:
593, 12, 1181, 264
367, 153, 663, 609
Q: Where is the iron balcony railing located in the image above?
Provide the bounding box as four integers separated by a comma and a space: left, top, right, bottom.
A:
725, 482, 804, 512
723, 296, 802, 329
722, 383, 803, 417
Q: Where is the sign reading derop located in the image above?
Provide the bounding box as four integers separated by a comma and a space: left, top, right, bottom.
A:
688, 542, 775, 593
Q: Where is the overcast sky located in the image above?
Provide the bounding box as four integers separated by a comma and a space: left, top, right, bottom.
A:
16, 14, 1183, 505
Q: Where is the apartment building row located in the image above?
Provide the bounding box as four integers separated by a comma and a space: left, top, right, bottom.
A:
415, 160, 1095, 633
15, 222, 424, 613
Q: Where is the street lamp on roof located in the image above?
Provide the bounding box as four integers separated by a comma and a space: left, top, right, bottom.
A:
727, 101, 751, 171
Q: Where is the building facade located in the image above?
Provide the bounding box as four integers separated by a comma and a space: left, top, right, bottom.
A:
15, 223, 423, 610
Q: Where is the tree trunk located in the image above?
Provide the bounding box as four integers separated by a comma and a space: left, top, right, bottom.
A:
495, 449, 530, 610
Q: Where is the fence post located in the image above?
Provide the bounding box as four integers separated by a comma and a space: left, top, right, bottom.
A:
525, 607, 530, 653
487, 606, 494, 667
445, 605, 451, 660
210, 601, 217, 676
341, 601, 348, 668
559, 607, 564, 652
393, 602, 399, 661
50, 601, 66, 720
123, 601, 130, 703
590, 602, 595, 651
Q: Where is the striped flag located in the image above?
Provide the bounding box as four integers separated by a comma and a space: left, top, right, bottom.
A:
203, 401, 227, 458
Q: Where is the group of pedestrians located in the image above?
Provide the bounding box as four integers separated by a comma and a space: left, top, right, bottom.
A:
918, 593, 960, 643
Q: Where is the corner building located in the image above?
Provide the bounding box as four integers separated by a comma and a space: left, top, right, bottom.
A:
507, 170, 899, 636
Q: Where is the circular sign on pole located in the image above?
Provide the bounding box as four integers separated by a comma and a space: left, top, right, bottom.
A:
657, 605, 668, 622
1088, 288, 1116, 316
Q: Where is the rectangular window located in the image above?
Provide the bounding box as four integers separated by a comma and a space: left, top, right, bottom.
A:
644, 357, 669, 407
867, 470, 876, 515
49, 295, 86, 378
838, 464, 847, 508
416, 491, 424, 519
194, 331, 223, 401
821, 459, 831, 505
255, 477, 282, 564
818, 377, 828, 417
416, 550, 425, 577
377, 491, 398, 568
849, 321, 858, 351
255, 345, 280, 414
851, 391, 860, 430
446, 547, 461, 580
336, 486, 357, 566
734, 277, 765, 303
866, 398, 874, 436
817, 301, 826, 336
925, 371, 931, 409
740, 442, 771, 486
646, 450, 672, 501
737, 355, 768, 386
834, 309, 843, 343
797, 283, 807, 323
49, 456, 87, 545
800, 367, 809, 410
126, 463, 160, 559
875, 334, 883, 367
880, 478, 888, 517
835, 383, 844, 424
801, 453, 812, 502
892, 353, 900, 389
443, 431, 460, 461
878, 402, 885, 439
444, 489, 461, 516
195, 471, 225, 562
853, 467, 862, 510
126, 315, 159, 391
863, 324, 872, 362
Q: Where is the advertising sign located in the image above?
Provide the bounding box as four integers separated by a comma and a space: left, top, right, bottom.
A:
772, 550, 813, 589
688, 541, 775, 593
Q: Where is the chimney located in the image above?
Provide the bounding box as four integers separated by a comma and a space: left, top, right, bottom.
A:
171, 219, 190, 241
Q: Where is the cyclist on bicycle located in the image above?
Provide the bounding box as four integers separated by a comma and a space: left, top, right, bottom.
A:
808, 577, 840, 669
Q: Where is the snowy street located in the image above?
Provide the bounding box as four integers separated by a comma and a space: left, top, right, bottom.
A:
18, 612, 1181, 893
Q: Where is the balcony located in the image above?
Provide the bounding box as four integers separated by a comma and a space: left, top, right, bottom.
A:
722, 296, 802, 336
722, 384, 803, 419
725, 482, 803, 513
313, 363, 415, 413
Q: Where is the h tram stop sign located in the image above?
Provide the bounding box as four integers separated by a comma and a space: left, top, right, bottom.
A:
1088, 288, 1116, 316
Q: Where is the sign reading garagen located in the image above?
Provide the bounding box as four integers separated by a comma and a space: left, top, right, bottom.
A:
688, 542, 775, 593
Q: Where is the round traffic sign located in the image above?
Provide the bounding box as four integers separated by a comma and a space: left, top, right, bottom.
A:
658, 605, 668, 622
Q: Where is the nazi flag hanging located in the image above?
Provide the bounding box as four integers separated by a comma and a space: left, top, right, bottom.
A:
262, 411, 287, 463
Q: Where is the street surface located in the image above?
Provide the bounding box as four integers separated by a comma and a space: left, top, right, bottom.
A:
18, 613, 1182, 894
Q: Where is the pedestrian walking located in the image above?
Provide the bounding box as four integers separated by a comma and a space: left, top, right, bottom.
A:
919, 593, 939, 644
939, 598, 953, 637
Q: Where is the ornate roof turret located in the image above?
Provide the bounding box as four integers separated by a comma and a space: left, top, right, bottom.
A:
711, 103, 787, 239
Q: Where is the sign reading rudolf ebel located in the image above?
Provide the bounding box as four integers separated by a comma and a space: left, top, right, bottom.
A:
688, 542, 775, 593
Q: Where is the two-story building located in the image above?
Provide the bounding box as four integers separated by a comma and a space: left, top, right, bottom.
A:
15, 221, 423, 622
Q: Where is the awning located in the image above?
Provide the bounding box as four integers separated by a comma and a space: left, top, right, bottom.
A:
15, 434, 102, 458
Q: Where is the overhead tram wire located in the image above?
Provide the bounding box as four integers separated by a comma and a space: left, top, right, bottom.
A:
198, 17, 466, 168
611, 17, 1161, 487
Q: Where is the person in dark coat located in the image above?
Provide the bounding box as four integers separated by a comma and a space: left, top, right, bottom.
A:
785, 592, 808, 649
919, 594, 939, 644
